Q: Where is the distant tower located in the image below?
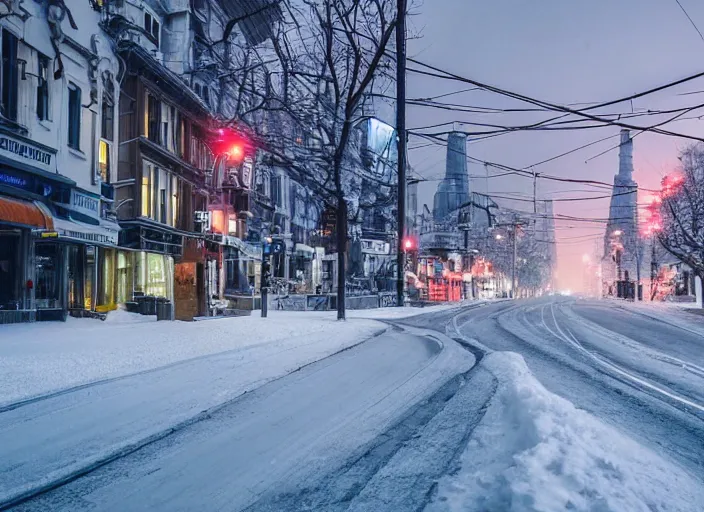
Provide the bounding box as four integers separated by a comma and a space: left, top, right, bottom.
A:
433, 132, 470, 221
603, 129, 639, 284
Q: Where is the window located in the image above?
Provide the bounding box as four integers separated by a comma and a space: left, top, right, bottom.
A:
146, 92, 160, 143
141, 162, 154, 217
1, 30, 18, 121
67, 83, 81, 150
158, 167, 167, 224
101, 95, 113, 140
36, 54, 49, 121
271, 175, 282, 207
194, 83, 201, 97
136, 252, 173, 299
176, 116, 185, 158
171, 175, 178, 227
202, 87, 209, 106
99, 140, 110, 182
144, 12, 160, 47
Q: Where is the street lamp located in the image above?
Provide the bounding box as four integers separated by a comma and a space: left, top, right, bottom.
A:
495, 234, 503, 240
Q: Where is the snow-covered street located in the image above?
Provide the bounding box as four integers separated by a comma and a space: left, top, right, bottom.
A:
2, 297, 704, 511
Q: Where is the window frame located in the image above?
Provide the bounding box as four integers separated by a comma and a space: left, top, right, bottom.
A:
36, 53, 50, 121
67, 82, 82, 150
143, 11, 160, 48
1, 30, 19, 122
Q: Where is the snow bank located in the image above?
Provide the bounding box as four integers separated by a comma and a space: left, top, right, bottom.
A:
428, 352, 704, 512
0, 311, 383, 405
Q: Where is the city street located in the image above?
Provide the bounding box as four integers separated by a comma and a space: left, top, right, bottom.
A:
2, 298, 703, 511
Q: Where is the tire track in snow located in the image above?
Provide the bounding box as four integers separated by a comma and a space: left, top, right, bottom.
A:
547, 302, 704, 418
0, 328, 390, 511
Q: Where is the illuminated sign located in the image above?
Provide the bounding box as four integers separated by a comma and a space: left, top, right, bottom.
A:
40, 231, 58, 238
0, 172, 27, 188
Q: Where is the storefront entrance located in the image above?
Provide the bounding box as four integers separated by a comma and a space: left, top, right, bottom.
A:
35, 243, 64, 320
66, 245, 97, 311
0, 231, 21, 311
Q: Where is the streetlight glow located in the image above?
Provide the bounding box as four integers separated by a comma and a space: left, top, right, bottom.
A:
495, 234, 503, 240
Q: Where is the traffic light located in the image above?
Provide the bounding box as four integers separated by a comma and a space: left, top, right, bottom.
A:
212, 128, 251, 164
402, 236, 416, 252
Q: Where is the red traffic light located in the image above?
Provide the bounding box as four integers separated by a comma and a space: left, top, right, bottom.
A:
212, 128, 251, 163
403, 237, 416, 251
228, 144, 245, 164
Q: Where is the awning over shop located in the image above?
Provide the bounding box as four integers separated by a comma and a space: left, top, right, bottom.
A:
51, 217, 119, 246
0, 196, 53, 229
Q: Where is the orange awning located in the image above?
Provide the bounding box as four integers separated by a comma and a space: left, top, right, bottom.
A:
0, 196, 53, 230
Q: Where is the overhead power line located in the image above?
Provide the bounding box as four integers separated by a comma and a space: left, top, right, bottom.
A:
674, 0, 704, 44
406, 58, 704, 143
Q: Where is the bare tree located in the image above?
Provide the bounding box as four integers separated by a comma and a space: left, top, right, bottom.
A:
223, 0, 398, 320
658, 143, 704, 288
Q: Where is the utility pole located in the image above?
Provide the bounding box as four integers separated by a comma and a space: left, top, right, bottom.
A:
261, 243, 269, 318
532, 170, 538, 217
511, 226, 518, 299
395, 0, 407, 308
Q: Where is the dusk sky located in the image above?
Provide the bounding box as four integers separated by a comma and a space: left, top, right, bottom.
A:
405, 0, 704, 291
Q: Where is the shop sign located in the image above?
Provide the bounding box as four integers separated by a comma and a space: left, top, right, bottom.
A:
0, 172, 28, 189
40, 231, 58, 238
0, 135, 53, 172
57, 227, 118, 245
361, 239, 390, 255
70, 190, 100, 219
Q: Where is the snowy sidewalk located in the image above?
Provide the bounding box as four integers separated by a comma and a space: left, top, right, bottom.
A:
0, 309, 387, 406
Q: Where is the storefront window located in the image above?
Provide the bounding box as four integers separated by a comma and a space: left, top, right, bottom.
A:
36, 243, 62, 309
98, 248, 116, 309
135, 251, 173, 299
67, 245, 84, 309
0, 233, 21, 310
116, 251, 134, 304
99, 139, 110, 183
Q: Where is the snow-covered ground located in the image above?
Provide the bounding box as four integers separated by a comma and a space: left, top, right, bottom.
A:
7, 325, 474, 511
4, 297, 703, 511
0, 310, 385, 406
427, 352, 704, 512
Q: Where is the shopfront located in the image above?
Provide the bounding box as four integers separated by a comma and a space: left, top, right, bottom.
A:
34, 210, 121, 320
117, 222, 182, 311
0, 197, 54, 323
0, 132, 66, 322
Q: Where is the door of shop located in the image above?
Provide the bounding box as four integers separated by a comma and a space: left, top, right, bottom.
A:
0, 232, 21, 311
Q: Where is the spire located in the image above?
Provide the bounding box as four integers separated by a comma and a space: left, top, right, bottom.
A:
618, 129, 633, 179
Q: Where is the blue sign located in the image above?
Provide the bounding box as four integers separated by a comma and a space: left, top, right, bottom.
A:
0, 172, 28, 189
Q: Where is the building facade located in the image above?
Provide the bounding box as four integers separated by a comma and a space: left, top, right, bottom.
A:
0, 0, 120, 323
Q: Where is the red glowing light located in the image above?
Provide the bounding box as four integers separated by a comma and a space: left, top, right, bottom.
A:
228, 144, 245, 163
402, 237, 415, 251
